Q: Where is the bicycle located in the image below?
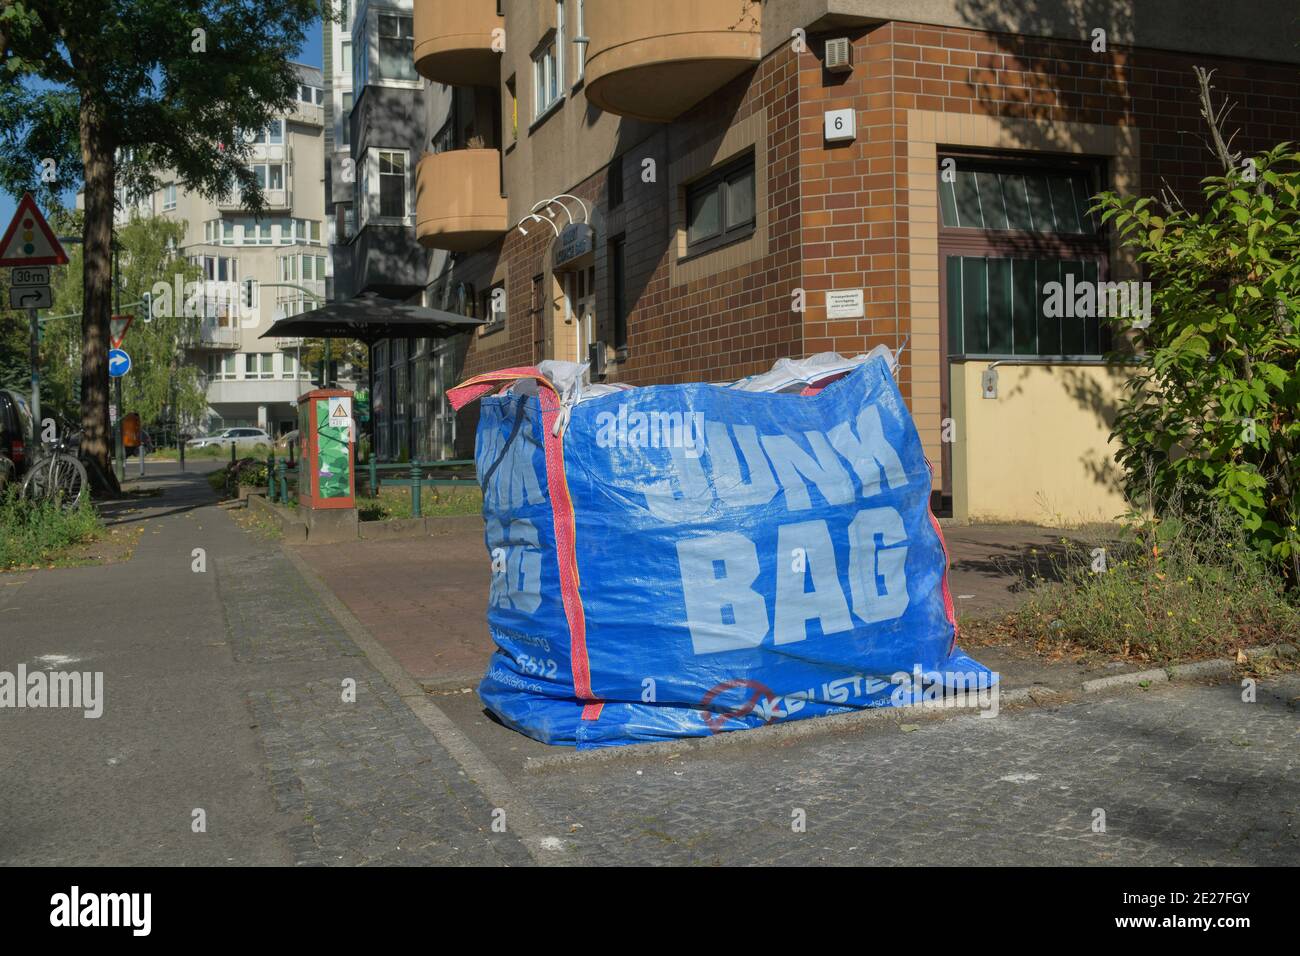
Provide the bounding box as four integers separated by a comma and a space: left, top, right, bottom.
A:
21, 429, 89, 510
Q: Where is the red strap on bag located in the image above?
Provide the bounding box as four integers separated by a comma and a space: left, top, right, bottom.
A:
448, 368, 599, 716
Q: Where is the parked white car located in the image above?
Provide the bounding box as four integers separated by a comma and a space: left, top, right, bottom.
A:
187, 427, 273, 450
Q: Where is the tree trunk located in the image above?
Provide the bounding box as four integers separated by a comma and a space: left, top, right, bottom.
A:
78, 89, 119, 494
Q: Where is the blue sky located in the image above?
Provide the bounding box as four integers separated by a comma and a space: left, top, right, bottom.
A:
0, 18, 323, 233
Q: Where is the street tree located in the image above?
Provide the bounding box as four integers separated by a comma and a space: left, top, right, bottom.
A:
0, 0, 330, 491
45, 212, 207, 433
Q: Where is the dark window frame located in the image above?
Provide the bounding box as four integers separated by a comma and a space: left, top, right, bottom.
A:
684, 152, 756, 258
939, 152, 1112, 361
610, 236, 628, 356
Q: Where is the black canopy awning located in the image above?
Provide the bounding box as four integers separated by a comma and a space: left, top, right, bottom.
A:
259, 291, 483, 345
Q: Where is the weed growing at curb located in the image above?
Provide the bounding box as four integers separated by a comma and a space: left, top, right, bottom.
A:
989, 499, 1300, 663
0, 488, 105, 570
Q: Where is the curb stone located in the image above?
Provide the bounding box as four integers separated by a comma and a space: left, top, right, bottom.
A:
1081, 667, 1169, 693
521, 644, 1298, 774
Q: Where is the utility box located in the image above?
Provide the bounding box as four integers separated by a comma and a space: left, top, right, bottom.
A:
297, 388, 355, 511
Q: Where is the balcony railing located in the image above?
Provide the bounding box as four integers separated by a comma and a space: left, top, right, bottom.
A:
413, 0, 503, 87
217, 187, 293, 213
415, 148, 507, 252
197, 324, 241, 349
584, 0, 762, 122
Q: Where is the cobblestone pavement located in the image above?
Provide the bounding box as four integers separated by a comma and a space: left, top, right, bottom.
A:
519, 676, 1300, 866
215, 529, 532, 866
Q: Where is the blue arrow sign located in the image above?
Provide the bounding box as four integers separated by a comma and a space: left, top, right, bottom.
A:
108, 348, 131, 377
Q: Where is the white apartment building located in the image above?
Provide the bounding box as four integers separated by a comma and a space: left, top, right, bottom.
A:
103, 63, 334, 437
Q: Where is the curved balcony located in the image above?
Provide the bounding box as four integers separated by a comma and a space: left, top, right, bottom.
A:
415, 149, 507, 252
413, 0, 503, 87
584, 1, 762, 123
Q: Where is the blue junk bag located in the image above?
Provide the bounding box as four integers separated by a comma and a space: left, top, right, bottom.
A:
448, 354, 992, 749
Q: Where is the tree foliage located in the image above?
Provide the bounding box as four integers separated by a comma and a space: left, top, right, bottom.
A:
44, 212, 207, 429
0, 0, 330, 489
1094, 142, 1300, 584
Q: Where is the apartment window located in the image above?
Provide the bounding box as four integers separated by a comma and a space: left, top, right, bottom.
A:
685, 152, 756, 256
610, 235, 627, 357
340, 40, 352, 78
378, 150, 406, 218
574, 0, 586, 82
299, 255, 326, 281
282, 353, 299, 380
251, 164, 285, 191
505, 75, 518, 144
254, 219, 273, 245
532, 7, 563, 121
340, 202, 355, 240
223, 220, 234, 245
353, 25, 367, 90
163, 183, 177, 211
242, 121, 284, 146
204, 220, 216, 243
377, 14, 415, 81
248, 354, 275, 380
210, 354, 236, 380
340, 91, 353, 147
939, 157, 1109, 358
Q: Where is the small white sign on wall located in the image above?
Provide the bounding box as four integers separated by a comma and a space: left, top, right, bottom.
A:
826, 289, 865, 319
824, 108, 856, 142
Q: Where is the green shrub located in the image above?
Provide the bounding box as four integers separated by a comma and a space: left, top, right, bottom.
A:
0, 489, 104, 569
208, 458, 268, 496
1093, 141, 1300, 584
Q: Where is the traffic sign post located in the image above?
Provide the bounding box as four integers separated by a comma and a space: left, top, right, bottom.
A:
108, 348, 132, 483
108, 348, 131, 377
9, 285, 53, 309
1, 193, 68, 438
110, 314, 134, 349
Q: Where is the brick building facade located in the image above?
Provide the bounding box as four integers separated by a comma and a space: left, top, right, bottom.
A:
360, 1, 1299, 520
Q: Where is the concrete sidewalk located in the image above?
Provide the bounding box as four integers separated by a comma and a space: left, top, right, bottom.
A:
0, 464, 530, 866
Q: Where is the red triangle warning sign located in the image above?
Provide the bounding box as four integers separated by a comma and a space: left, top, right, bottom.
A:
0, 192, 68, 267
110, 314, 134, 349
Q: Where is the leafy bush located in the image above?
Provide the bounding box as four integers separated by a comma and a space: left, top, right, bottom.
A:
1005, 495, 1299, 662
207, 458, 268, 496
0, 488, 104, 569
1093, 142, 1300, 584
